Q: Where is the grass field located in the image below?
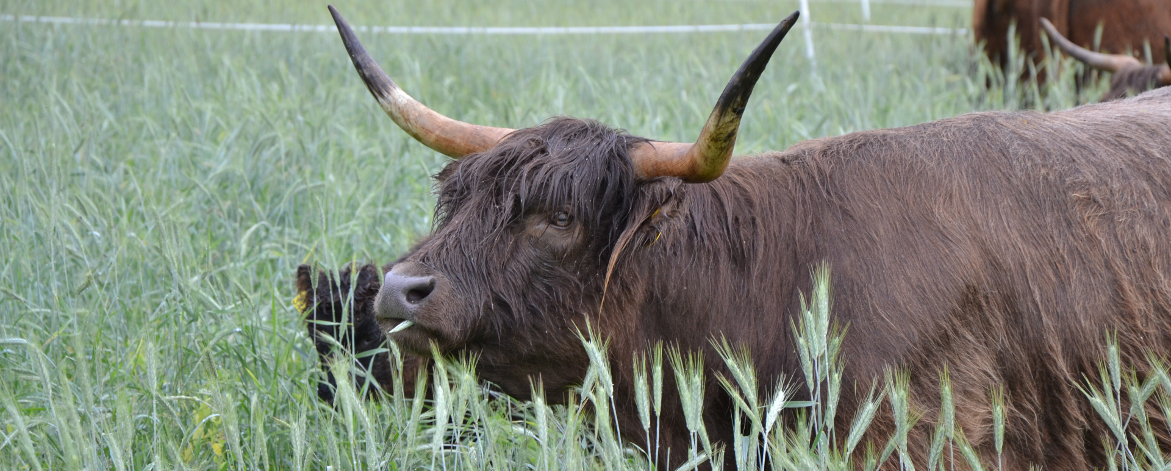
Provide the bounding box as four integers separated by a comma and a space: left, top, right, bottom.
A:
0, 0, 1121, 469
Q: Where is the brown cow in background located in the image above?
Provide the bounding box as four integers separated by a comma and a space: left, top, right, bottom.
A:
974, 0, 1171, 80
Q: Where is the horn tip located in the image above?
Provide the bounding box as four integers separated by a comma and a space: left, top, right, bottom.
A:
328, 5, 347, 30
1039, 17, 1055, 33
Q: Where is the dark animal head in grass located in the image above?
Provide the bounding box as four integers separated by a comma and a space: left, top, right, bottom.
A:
1042, 18, 1171, 101
327, 5, 799, 399
295, 262, 425, 402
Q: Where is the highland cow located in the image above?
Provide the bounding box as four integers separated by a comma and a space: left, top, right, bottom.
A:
314, 4, 1171, 469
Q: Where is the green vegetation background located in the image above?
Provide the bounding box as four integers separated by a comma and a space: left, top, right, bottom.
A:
0, 0, 1102, 468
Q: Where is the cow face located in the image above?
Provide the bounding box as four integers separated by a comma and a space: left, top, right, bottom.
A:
326, 5, 797, 398
374, 119, 646, 398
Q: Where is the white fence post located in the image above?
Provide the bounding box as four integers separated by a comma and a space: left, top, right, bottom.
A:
798, 0, 817, 71
861, 0, 871, 22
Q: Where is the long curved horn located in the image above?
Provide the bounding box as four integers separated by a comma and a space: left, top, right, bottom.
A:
629, 12, 799, 183
329, 5, 513, 158
1040, 17, 1141, 73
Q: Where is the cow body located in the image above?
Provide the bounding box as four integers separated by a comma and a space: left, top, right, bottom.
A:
686, 89, 1171, 468
974, 0, 1171, 79
371, 90, 1171, 469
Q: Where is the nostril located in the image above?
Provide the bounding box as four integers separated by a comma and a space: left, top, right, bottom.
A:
402, 277, 436, 305
405, 288, 429, 304
379, 272, 438, 321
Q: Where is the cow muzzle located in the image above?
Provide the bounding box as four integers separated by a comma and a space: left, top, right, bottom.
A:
374, 266, 437, 323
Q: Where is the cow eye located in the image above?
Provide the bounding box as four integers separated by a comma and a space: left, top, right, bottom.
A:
551, 211, 572, 227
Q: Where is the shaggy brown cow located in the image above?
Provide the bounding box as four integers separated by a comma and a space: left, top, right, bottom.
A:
324, 4, 1171, 469
974, 0, 1171, 81
294, 263, 424, 401
1041, 18, 1171, 101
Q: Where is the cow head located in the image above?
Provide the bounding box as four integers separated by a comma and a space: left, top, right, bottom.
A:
327, 5, 797, 399
1041, 18, 1171, 101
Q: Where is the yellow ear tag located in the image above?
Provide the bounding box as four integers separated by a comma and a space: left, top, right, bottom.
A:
293, 291, 310, 313
645, 207, 664, 247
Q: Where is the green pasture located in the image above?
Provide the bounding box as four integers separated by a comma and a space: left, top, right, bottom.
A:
0, 0, 1126, 469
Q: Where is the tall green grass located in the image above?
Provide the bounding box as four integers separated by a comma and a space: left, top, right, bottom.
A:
0, 0, 1127, 468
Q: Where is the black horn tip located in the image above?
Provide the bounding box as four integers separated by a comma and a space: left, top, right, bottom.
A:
328, 5, 363, 59
713, 11, 800, 114
328, 5, 399, 98
327, 5, 347, 34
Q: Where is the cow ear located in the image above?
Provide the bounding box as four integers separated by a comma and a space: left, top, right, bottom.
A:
600, 181, 685, 307
606, 181, 683, 266
356, 264, 382, 296
647, 189, 682, 223
294, 264, 315, 314
433, 160, 460, 185
634, 180, 685, 243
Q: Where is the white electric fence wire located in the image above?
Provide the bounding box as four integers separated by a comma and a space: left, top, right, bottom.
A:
0, 14, 968, 36
713, 0, 969, 5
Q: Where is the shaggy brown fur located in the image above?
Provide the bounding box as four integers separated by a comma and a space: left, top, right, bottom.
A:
974, 0, 1170, 81
362, 88, 1171, 470
294, 263, 424, 402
